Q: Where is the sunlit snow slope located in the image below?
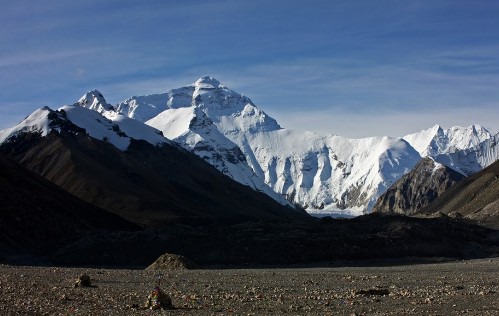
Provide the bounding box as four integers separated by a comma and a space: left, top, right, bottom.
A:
117, 76, 425, 214
403, 124, 498, 176
0, 93, 169, 151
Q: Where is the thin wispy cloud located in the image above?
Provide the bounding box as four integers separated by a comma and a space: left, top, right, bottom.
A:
0, 49, 100, 68
1, 1, 499, 137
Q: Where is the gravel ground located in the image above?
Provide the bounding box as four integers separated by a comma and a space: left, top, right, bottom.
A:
0, 258, 498, 315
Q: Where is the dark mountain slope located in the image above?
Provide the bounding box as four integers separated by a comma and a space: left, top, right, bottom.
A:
373, 158, 465, 215
0, 130, 306, 227
422, 159, 499, 229
0, 153, 138, 259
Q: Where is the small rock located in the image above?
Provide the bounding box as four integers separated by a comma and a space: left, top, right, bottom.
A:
145, 286, 173, 310
74, 274, 91, 287
354, 288, 390, 296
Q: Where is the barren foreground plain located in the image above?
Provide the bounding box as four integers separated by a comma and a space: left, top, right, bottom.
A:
1, 258, 498, 315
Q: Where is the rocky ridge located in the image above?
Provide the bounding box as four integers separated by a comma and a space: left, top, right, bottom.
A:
372, 157, 466, 215
421, 159, 499, 228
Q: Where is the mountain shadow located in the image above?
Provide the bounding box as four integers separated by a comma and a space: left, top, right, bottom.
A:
0, 152, 138, 261
0, 130, 306, 228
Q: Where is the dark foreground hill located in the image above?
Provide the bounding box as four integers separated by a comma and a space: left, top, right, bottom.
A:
0, 130, 305, 228
50, 214, 499, 267
0, 153, 138, 260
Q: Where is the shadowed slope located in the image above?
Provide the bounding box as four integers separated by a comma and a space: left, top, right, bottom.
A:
1, 130, 306, 228
0, 153, 138, 258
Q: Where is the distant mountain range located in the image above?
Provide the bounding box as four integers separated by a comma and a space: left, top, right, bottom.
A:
113, 76, 499, 215
0, 103, 305, 230
1, 76, 498, 219
2, 76, 499, 265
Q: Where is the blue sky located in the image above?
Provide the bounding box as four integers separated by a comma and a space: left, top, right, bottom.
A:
1, 0, 499, 138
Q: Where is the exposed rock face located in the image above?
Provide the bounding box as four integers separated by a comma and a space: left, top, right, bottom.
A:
372, 158, 465, 215
422, 159, 499, 229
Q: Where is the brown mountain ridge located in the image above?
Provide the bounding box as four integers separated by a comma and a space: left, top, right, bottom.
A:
373, 157, 465, 215
0, 129, 305, 228
422, 158, 499, 228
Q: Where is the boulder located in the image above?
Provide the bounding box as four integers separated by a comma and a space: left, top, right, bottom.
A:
145, 286, 173, 310
74, 274, 91, 287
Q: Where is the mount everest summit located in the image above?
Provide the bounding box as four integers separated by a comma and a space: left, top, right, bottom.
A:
113, 76, 499, 215
1, 76, 498, 218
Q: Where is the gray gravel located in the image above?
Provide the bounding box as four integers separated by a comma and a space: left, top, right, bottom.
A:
0, 258, 498, 315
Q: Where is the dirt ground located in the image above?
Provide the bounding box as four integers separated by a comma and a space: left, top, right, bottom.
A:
0, 258, 498, 315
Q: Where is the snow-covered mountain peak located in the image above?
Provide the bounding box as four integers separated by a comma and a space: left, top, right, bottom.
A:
449, 124, 490, 138
0, 101, 169, 151
403, 124, 492, 157
77, 89, 113, 113
116, 77, 282, 133
4, 77, 498, 218
0, 107, 53, 143
192, 76, 225, 90
189, 77, 254, 113
431, 124, 443, 133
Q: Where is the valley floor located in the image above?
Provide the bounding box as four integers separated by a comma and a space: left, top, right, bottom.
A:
0, 258, 498, 315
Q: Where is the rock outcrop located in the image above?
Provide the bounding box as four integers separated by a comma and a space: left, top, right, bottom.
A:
422, 158, 499, 229
146, 253, 197, 270
372, 158, 465, 215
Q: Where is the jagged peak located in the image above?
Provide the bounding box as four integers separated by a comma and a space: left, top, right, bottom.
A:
431, 124, 442, 132
417, 124, 490, 139
433, 123, 490, 135
192, 76, 225, 89
467, 124, 489, 134
77, 90, 113, 112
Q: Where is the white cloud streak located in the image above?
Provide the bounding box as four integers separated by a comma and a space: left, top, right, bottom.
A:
0, 49, 100, 68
